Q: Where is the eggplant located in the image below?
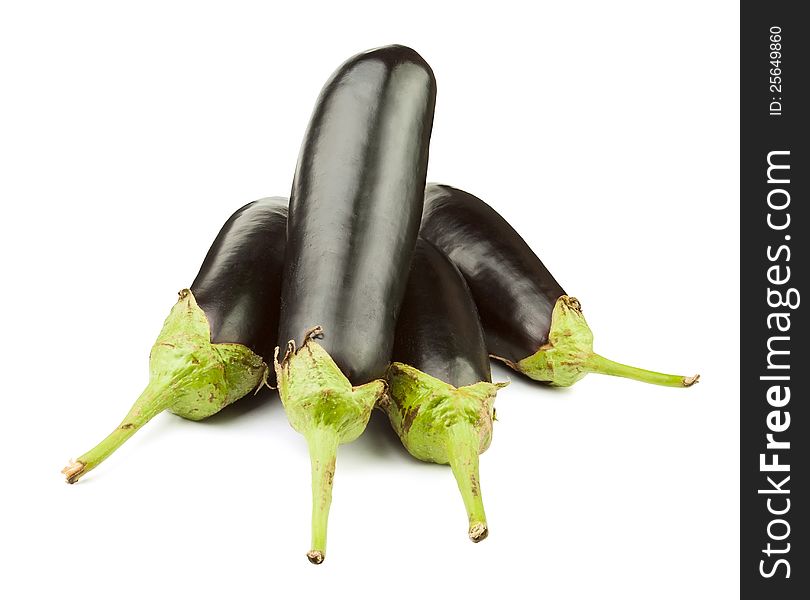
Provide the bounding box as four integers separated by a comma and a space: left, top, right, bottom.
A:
420, 184, 699, 388
63, 197, 288, 483
275, 45, 436, 564
384, 239, 505, 542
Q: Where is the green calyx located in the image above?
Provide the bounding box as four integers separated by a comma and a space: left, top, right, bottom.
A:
62, 289, 267, 484
511, 295, 700, 388
274, 327, 386, 565
384, 362, 507, 542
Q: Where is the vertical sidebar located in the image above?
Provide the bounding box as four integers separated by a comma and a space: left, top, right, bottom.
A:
741, 3, 807, 598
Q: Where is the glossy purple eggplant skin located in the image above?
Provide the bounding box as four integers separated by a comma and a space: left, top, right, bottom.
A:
393, 239, 491, 387
420, 184, 566, 365
191, 197, 287, 362
278, 45, 437, 385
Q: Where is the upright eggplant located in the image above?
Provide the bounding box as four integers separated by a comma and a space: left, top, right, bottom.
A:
420, 184, 699, 388
63, 197, 288, 483
275, 45, 436, 564
384, 239, 506, 543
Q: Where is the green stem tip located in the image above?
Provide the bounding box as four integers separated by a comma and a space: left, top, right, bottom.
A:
447, 422, 489, 542
275, 328, 386, 564
512, 295, 700, 388
62, 381, 173, 483
586, 353, 700, 388
62, 289, 266, 484
305, 427, 339, 564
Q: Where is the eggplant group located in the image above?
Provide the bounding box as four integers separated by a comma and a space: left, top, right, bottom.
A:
275, 44, 436, 564
63, 44, 698, 565
63, 198, 287, 483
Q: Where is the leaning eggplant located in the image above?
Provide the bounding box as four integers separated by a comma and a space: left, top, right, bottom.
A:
385, 239, 506, 542
63, 197, 288, 483
420, 184, 698, 388
275, 45, 436, 564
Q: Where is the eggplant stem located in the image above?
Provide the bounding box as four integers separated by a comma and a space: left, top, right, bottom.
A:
305, 426, 340, 565
585, 353, 700, 388
62, 289, 267, 483
63, 382, 172, 483
446, 422, 488, 543
275, 335, 386, 563
515, 296, 699, 387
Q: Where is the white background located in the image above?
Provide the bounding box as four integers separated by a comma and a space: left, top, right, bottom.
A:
0, 1, 739, 598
